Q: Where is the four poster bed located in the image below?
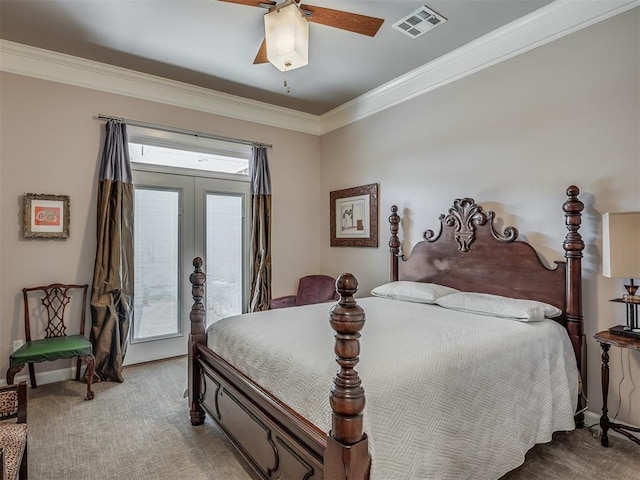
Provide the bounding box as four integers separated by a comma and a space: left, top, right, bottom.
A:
188, 185, 586, 480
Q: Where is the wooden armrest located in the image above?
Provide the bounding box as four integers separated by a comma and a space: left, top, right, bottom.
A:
16, 382, 26, 424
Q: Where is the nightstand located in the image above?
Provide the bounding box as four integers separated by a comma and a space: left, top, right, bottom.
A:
594, 331, 640, 447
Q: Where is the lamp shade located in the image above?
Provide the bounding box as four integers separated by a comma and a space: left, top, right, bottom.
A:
264, 3, 308, 72
602, 211, 640, 278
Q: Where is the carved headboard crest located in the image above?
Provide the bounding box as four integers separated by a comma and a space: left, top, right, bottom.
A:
423, 197, 519, 252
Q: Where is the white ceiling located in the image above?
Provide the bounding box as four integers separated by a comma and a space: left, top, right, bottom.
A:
0, 0, 557, 115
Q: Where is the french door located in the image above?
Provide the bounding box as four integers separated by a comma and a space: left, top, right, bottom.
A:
125, 170, 249, 365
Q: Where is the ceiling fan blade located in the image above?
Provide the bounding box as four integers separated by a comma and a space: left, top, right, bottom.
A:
218, 0, 275, 7
299, 4, 384, 37
253, 39, 269, 64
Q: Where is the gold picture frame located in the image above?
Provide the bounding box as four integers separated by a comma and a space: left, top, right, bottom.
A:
330, 183, 378, 247
23, 193, 70, 239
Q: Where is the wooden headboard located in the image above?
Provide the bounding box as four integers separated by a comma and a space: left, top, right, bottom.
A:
388, 185, 585, 422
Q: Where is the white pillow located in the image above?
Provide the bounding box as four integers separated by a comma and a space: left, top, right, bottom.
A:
371, 281, 460, 304
435, 292, 562, 321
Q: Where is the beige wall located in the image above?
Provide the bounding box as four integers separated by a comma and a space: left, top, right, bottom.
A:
319, 9, 640, 427
0, 74, 324, 379
1, 7, 638, 430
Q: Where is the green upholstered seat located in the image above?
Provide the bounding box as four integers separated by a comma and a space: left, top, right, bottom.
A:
10, 335, 92, 368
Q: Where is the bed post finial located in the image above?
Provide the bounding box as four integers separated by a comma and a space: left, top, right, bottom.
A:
562, 185, 585, 427
325, 273, 371, 480
189, 257, 206, 426
389, 205, 400, 282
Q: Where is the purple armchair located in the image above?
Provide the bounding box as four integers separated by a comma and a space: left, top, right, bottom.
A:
270, 274, 338, 309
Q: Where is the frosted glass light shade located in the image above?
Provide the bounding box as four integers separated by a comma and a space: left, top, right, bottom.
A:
264, 3, 308, 72
602, 211, 640, 278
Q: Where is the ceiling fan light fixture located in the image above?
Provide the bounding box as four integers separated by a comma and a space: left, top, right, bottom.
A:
264, 2, 309, 72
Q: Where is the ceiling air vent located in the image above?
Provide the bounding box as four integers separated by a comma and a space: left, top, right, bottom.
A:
392, 5, 447, 39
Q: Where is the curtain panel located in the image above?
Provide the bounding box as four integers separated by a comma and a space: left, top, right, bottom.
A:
249, 146, 272, 312
90, 120, 134, 382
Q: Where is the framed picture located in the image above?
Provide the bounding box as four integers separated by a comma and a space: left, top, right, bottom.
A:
330, 183, 378, 247
23, 193, 70, 239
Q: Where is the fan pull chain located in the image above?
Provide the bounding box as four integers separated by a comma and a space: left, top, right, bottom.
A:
284, 60, 291, 93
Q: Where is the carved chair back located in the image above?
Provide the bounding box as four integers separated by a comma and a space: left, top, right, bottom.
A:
23, 284, 88, 342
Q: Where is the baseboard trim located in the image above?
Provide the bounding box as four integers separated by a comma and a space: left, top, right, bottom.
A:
0, 366, 76, 387
583, 410, 639, 442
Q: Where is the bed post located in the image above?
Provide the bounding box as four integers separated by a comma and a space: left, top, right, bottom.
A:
189, 257, 206, 426
389, 205, 401, 282
325, 273, 371, 480
562, 185, 585, 428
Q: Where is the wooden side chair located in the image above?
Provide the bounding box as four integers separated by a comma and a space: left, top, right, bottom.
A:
6, 284, 95, 401
0, 381, 28, 480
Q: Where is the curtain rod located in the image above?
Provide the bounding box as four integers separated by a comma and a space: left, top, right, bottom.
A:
97, 114, 272, 149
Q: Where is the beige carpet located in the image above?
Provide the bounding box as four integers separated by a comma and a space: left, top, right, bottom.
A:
26, 357, 638, 480
27, 357, 258, 480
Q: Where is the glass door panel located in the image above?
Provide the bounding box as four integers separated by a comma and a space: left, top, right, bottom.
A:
125, 171, 193, 366
206, 194, 244, 326
133, 188, 180, 341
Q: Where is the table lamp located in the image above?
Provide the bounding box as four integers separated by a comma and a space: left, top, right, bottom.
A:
602, 211, 640, 337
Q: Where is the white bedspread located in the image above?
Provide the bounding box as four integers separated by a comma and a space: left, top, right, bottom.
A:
207, 297, 578, 480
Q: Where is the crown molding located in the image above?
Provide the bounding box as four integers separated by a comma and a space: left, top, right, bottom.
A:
1, 0, 637, 136
319, 0, 639, 134
0, 39, 322, 135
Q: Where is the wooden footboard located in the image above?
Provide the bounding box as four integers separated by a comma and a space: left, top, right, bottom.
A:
189, 259, 370, 480
197, 345, 325, 479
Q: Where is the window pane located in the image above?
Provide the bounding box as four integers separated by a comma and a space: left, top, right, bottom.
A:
134, 188, 180, 340
206, 194, 243, 325
129, 143, 249, 175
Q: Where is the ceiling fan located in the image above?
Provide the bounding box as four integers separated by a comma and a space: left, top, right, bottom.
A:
219, 0, 384, 71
